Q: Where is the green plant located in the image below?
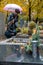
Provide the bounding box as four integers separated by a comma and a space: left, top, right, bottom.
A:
32, 24, 40, 46
29, 21, 36, 29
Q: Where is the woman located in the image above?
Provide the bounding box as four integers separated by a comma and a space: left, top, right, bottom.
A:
5, 16, 20, 38
5, 9, 21, 38
5, 17, 17, 38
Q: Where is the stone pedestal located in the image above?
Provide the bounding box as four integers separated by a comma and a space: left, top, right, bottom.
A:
0, 12, 5, 36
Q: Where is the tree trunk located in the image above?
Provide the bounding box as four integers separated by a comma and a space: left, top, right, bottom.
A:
29, 1, 31, 21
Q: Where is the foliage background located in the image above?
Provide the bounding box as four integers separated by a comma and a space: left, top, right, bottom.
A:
0, 0, 43, 20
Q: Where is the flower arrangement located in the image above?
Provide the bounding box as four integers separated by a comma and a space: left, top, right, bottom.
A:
25, 23, 40, 55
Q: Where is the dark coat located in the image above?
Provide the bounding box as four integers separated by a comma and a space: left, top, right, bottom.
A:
5, 13, 19, 38
7, 22, 17, 33
8, 13, 18, 22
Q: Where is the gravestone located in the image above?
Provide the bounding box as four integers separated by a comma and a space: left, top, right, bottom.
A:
0, 12, 5, 36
